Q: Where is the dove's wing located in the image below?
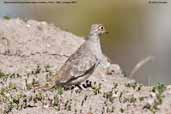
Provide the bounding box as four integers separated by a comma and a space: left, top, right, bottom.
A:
56, 44, 98, 84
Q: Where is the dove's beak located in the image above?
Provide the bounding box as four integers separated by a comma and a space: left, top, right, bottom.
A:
105, 31, 109, 34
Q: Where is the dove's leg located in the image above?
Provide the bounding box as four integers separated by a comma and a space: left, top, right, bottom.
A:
85, 80, 92, 87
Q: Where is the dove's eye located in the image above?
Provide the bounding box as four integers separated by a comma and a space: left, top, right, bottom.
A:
99, 26, 104, 30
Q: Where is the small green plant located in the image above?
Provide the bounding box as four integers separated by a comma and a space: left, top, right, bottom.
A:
151, 83, 166, 112
119, 92, 123, 103
111, 106, 115, 112
25, 79, 32, 90
34, 65, 41, 74
31, 65, 41, 74
0, 70, 7, 78
8, 82, 17, 90
91, 82, 102, 95
152, 83, 166, 95
64, 100, 69, 110
32, 78, 39, 87
64, 99, 72, 111
120, 108, 124, 113
112, 82, 118, 89
57, 86, 64, 95
152, 83, 166, 106
103, 91, 114, 103
44, 65, 51, 72
122, 96, 137, 103
137, 84, 143, 91
129, 96, 137, 103
81, 95, 88, 106
35, 92, 43, 101
3, 16, 11, 20
139, 96, 145, 101
125, 82, 138, 90
144, 83, 166, 114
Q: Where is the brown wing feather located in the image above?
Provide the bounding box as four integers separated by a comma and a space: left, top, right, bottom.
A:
55, 43, 97, 84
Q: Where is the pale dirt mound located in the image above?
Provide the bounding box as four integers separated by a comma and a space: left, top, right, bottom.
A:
0, 18, 84, 74
0, 18, 171, 114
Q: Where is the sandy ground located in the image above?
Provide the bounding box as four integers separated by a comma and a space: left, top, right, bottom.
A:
0, 18, 171, 114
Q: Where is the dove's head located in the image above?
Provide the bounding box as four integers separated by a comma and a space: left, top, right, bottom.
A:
90, 24, 108, 36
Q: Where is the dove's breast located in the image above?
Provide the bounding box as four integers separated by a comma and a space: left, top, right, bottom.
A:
86, 38, 103, 62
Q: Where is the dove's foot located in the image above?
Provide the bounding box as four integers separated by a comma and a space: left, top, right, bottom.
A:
81, 80, 92, 89
85, 80, 92, 88
62, 80, 93, 91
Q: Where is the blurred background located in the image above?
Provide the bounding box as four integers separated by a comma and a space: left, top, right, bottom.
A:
0, 0, 171, 85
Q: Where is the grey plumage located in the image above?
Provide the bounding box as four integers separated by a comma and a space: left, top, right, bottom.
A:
39, 24, 107, 90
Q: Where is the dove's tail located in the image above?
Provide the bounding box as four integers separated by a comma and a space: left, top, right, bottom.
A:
33, 82, 56, 91
33, 74, 59, 91
129, 56, 154, 78
33, 73, 65, 91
